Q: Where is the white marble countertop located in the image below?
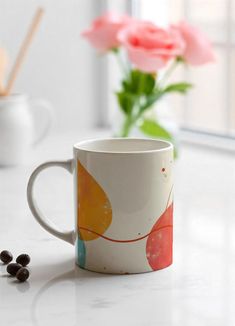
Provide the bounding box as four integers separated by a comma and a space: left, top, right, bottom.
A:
0, 129, 235, 326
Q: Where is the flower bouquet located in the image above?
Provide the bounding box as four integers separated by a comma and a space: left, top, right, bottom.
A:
82, 12, 214, 155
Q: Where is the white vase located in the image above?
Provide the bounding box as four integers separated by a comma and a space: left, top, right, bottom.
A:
0, 94, 53, 166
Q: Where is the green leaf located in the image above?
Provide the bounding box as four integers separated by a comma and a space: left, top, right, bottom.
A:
143, 73, 156, 94
139, 91, 163, 113
176, 56, 185, 63
139, 119, 174, 141
111, 47, 119, 54
130, 70, 141, 93
139, 119, 178, 158
122, 70, 155, 95
116, 91, 136, 115
122, 80, 132, 92
163, 82, 192, 94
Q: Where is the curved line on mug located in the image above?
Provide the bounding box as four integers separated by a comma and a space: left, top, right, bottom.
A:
78, 224, 172, 243
78, 185, 174, 244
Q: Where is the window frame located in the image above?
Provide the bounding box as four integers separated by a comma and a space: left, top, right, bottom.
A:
182, 0, 234, 137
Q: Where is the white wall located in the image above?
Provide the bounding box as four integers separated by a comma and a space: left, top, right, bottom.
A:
0, 0, 104, 131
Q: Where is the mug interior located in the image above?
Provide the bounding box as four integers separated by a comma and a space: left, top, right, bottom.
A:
75, 138, 173, 154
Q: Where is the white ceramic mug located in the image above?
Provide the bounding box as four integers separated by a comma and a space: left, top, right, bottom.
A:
0, 94, 53, 166
27, 138, 174, 274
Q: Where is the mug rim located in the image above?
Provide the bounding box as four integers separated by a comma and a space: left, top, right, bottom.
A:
74, 137, 173, 154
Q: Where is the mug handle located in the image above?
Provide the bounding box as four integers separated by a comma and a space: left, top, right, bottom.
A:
30, 99, 54, 146
27, 159, 75, 245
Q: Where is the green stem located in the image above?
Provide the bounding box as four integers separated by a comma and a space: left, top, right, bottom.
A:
120, 115, 133, 137
120, 95, 158, 137
112, 50, 129, 78
159, 59, 179, 86
120, 107, 145, 137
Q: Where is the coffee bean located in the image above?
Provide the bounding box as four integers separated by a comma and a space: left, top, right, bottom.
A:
0, 250, 13, 264
16, 268, 30, 282
16, 254, 30, 267
6, 263, 22, 276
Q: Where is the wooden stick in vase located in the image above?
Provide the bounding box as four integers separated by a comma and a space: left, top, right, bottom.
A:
0, 48, 8, 95
4, 7, 44, 96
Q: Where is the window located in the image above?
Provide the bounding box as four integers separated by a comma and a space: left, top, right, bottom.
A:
132, 0, 235, 138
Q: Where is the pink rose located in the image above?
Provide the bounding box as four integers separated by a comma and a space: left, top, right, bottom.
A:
82, 12, 131, 52
118, 21, 185, 73
172, 21, 215, 65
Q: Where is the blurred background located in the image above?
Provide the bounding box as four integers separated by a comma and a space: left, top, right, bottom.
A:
0, 2, 235, 325
0, 0, 234, 145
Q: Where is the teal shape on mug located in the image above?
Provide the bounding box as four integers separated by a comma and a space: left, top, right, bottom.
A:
76, 235, 86, 268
